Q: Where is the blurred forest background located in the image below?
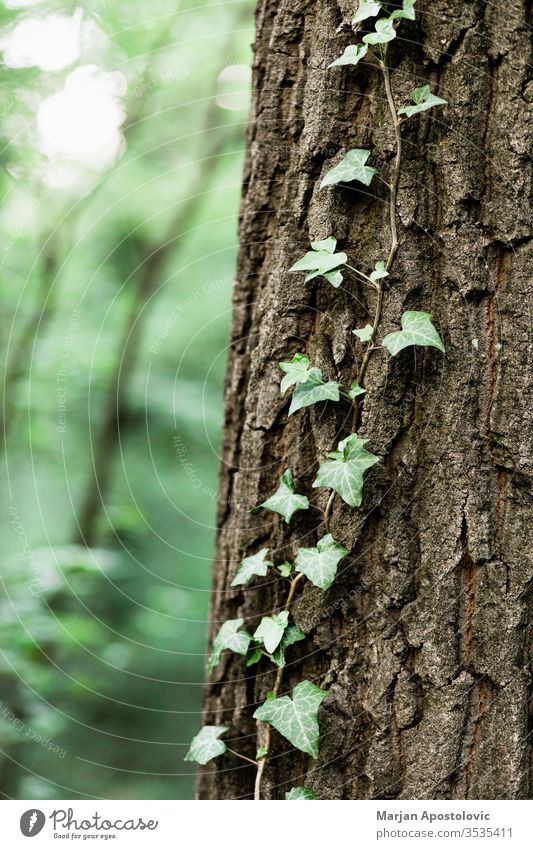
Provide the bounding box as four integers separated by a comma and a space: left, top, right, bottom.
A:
0, 0, 253, 799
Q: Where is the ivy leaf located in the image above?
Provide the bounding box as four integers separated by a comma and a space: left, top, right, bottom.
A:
253, 680, 328, 758
246, 644, 263, 667
289, 238, 347, 286
259, 469, 310, 523
231, 548, 273, 587
286, 787, 317, 800
279, 354, 314, 395
278, 561, 293, 578
313, 434, 380, 508
349, 381, 366, 399
295, 534, 348, 590
289, 374, 341, 415
185, 726, 229, 765
256, 746, 268, 759
310, 236, 337, 252
272, 624, 306, 668
321, 148, 378, 189
254, 611, 289, 654
362, 18, 397, 44
208, 618, 253, 673
398, 85, 447, 118
382, 310, 445, 356
353, 0, 381, 24
329, 44, 368, 68
390, 0, 416, 20
353, 323, 374, 343
369, 260, 389, 283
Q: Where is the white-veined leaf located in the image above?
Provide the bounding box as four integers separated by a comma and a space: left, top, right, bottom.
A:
382, 310, 445, 355
259, 469, 309, 523
253, 681, 328, 758
231, 548, 273, 587
321, 148, 377, 188
295, 534, 348, 590
185, 726, 229, 765
313, 433, 379, 508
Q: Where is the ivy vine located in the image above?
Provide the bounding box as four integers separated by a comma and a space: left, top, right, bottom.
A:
186, 0, 447, 800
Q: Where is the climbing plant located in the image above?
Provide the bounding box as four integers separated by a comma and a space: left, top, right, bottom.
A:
186, 0, 447, 799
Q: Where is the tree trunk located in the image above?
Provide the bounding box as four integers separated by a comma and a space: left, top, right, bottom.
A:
198, 0, 532, 800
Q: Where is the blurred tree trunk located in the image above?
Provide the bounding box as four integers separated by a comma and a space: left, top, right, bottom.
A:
199, 0, 532, 799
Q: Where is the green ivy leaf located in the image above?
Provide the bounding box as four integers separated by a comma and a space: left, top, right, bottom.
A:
321, 148, 378, 189
278, 561, 293, 578
348, 381, 366, 399
254, 610, 289, 654
382, 310, 445, 355
313, 433, 380, 508
185, 726, 229, 765
295, 533, 348, 590
353, 0, 381, 24
362, 18, 396, 44
256, 746, 268, 759
272, 624, 306, 667
253, 680, 328, 758
311, 236, 337, 252
246, 645, 263, 667
289, 374, 341, 415
259, 469, 310, 523
289, 237, 347, 286
353, 323, 374, 343
279, 354, 314, 395
369, 260, 389, 283
286, 787, 317, 800
398, 85, 447, 118
231, 548, 273, 587
208, 618, 253, 673
329, 43, 368, 68
389, 0, 416, 20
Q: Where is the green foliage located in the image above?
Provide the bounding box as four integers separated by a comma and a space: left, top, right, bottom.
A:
278, 561, 293, 578
258, 469, 309, 523
399, 85, 447, 118
349, 381, 366, 399
353, 0, 381, 24
289, 237, 347, 287
253, 681, 328, 758
271, 625, 306, 667
314, 434, 380, 508
289, 373, 341, 415
321, 149, 378, 188
246, 645, 264, 667
208, 619, 252, 673
286, 787, 317, 800
254, 611, 289, 654
329, 44, 368, 68
279, 354, 314, 394
185, 726, 229, 765
362, 18, 396, 45
382, 310, 445, 355
370, 260, 389, 283
295, 534, 348, 590
231, 548, 273, 587
390, 0, 416, 21
353, 323, 374, 342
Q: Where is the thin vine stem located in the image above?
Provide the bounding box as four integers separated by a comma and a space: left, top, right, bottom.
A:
351, 43, 402, 432
254, 572, 305, 800
226, 747, 259, 767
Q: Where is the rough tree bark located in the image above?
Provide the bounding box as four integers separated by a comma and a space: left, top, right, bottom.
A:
198, 0, 532, 799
